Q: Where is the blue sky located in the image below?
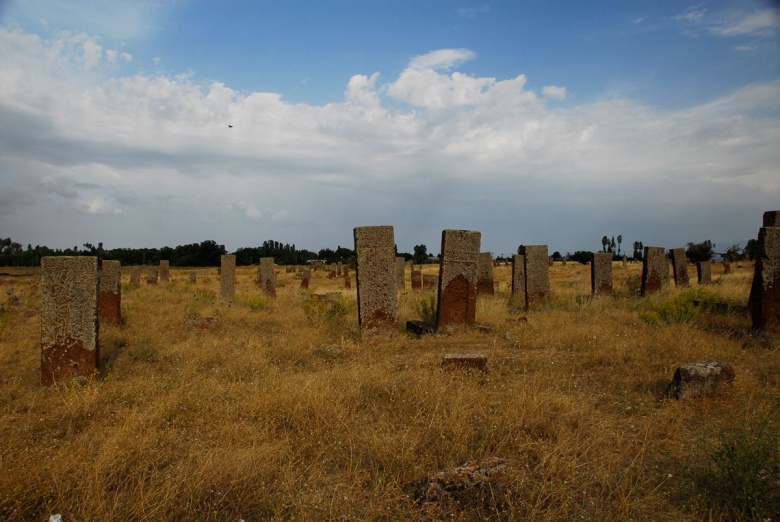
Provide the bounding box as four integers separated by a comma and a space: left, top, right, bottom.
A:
0, 1, 778, 257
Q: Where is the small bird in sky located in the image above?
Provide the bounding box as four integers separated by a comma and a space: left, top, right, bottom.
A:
228, 124, 233, 128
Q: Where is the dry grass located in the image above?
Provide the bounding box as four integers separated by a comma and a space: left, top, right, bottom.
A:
0, 261, 777, 521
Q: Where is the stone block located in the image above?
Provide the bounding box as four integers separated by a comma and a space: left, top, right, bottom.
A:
423, 274, 437, 289
258, 257, 276, 298
436, 230, 480, 331
129, 266, 141, 286
411, 269, 422, 290
524, 245, 550, 310
354, 225, 398, 330
41, 257, 99, 386
670, 248, 689, 286
477, 252, 495, 296
665, 360, 735, 399
159, 260, 170, 283
395, 257, 405, 290
189, 271, 196, 283
146, 266, 158, 285
220, 254, 236, 304
99, 260, 121, 326
591, 252, 613, 296
441, 353, 488, 372
641, 246, 666, 295
750, 218, 780, 333
301, 268, 311, 289
512, 254, 526, 303
697, 261, 711, 284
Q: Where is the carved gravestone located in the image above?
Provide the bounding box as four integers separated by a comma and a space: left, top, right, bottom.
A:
411, 269, 422, 290
435, 230, 480, 331
512, 254, 526, 305
146, 266, 158, 285
159, 260, 170, 283
641, 246, 666, 296
301, 268, 311, 289
129, 266, 141, 287
750, 210, 780, 333
41, 257, 99, 386
354, 226, 398, 330
524, 245, 550, 310
697, 261, 711, 284
670, 248, 689, 286
99, 260, 121, 326
396, 257, 405, 290
220, 254, 236, 304
477, 252, 495, 296
591, 252, 613, 296
259, 257, 276, 298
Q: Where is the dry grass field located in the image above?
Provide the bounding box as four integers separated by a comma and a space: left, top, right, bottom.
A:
0, 261, 777, 521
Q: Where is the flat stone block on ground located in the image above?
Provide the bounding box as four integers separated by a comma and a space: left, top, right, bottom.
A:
665, 360, 735, 399
441, 353, 488, 372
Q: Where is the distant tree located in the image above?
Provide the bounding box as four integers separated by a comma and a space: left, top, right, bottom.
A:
601, 236, 609, 252
632, 241, 644, 261
617, 235, 622, 255
686, 240, 714, 263
723, 243, 743, 262
744, 239, 759, 261
413, 244, 428, 264
610, 236, 616, 254
568, 251, 592, 265
551, 251, 562, 261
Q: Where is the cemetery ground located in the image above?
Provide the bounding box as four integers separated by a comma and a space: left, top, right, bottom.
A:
0, 261, 778, 521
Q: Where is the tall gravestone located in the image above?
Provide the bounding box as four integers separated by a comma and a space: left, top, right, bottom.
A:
395, 257, 406, 290
411, 269, 422, 290
670, 248, 689, 286
641, 246, 666, 296
220, 255, 236, 304
189, 271, 197, 283
259, 257, 276, 298
354, 226, 398, 330
129, 266, 141, 287
435, 230, 480, 331
697, 261, 711, 284
301, 268, 311, 289
41, 257, 99, 386
524, 245, 550, 310
750, 210, 780, 333
159, 260, 170, 283
477, 252, 495, 296
512, 254, 526, 305
146, 266, 158, 285
591, 252, 613, 296
99, 260, 122, 326
423, 274, 437, 289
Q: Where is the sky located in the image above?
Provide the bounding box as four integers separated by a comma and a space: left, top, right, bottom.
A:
0, 0, 778, 258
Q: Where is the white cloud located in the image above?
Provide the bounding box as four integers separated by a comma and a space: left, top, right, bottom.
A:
709, 8, 780, 37
408, 48, 476, 71
542, 85, 567, 99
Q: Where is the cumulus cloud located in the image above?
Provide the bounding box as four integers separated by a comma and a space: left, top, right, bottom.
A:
0, 28, 777, 254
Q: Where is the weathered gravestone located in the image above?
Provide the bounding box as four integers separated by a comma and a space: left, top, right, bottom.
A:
622, 255, 628, 268
129, 266, 141, 287
41, 257, 99, 386
258, 257, 276, 298
301, 268, 311, 289
435, 229, 480, 331
670, 248, 689, 286
99, 260, 121, 326
411, 269, 422, 290
441, 353, 488, 372
512, 254, 526, 305
697, 261, 711, 285
591, 252, 613, 296
220, 254, 236, 304
749, 210, 780, 333
477, 252, 495, 296
523, 245, 550, 310
723, 260, 731, 274
665, 360, 735, 400
329, 265, 337, 279
354, 226, 398, 330
641, 246, 666, 296
189, 271, 196, 283
423, 274, 437, 289
395, 257, 406, 290
159, 260, 170, 283
146, 266, 158, 285
344, 274, 351, 289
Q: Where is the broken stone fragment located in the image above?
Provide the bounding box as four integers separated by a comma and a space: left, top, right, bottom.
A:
665, 360, 735, 399
415, 457, 508, 503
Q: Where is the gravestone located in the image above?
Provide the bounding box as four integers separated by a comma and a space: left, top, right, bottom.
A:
641, 246, 666, 296
423, 274, 438, 289
591, 252, 613, 296
129, 266, 141, 287
259, 257, 276, 298
723, 260, 731, 274
301, 268, 311, 289
622, 255, 627, 267
670, 248, 689, 286
146, 266, 158, 285
41, 257, 99, 386
396, 257, 406, 290
750, 210, 780, 333
435, 229, 480, 331
159, 260, 170, 283
524, 245, 550, 310
411, 269, 422, 290
477, 252, 495, 296
354, 225, 398, 330
329, 265, 337, 279
697, 261, 711, 284
189, 271, 196, 283
441, 353, 488, 372
99, 260, 121, 326
512, 254, 526, 305
665, 360, 735, 399
220, 255, 236, 304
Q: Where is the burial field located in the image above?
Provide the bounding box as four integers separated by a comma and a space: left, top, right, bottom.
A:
0, 251, 777, 520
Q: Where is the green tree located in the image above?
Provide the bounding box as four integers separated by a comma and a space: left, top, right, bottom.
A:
686, 240, 714, 263
413, 244, 428, 264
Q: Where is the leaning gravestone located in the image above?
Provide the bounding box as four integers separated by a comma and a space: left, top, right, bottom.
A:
697, 261, 711, 285
477, 252, 495, 296
259, 257, 276, 298
670, 248, 689, 286
354, 225, 398, 330
641, 246, 666, 296
147, 266, 158, 285
99, 260, 121, 326
159, 260, 170, 283
435, 229, 480, 331
749, 210, 780, 333
591, 252, 613, 296
512, 254, 526, 305
220, 255, 236, 304
396, 257, 405, 290
41, 257, 99, 386
129, 266, 141, 287
411, 269, 422, 290
524, 245, 550, 310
